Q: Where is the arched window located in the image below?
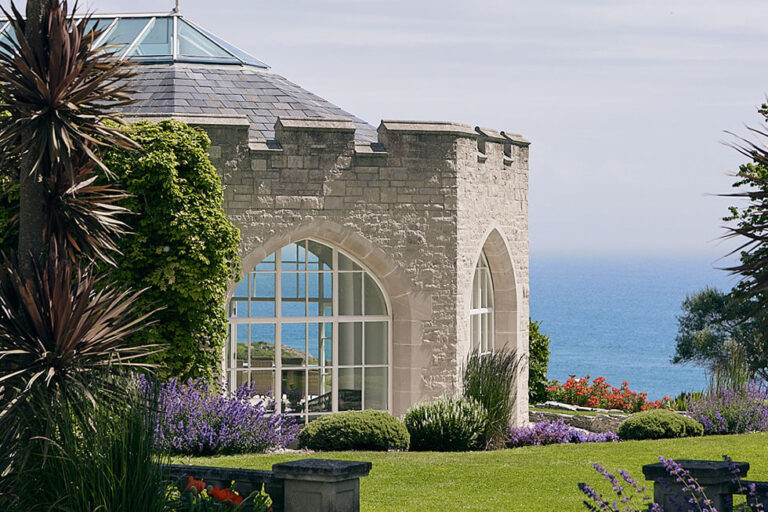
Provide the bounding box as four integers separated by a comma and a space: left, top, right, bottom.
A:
470, 251, 494, 356
227, 240, 391, 422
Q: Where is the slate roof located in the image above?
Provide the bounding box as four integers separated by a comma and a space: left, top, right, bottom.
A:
122, 63, 378, 143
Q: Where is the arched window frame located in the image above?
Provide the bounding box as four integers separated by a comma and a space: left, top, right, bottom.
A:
227, 239, 392, 423
470, 251, 494, 356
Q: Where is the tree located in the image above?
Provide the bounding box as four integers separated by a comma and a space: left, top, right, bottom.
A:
672, 287, 758, 375
528, 319, 551, 403
102, 120, 240, 380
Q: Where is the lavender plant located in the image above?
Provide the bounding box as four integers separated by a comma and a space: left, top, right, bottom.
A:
686, 381, 768, 435
508, 420, 619, 448
141, 376, 300, 455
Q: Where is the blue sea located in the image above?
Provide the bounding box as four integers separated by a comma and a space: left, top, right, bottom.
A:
529, 257, 737, 400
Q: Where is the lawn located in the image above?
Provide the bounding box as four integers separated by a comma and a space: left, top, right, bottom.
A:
180, 433, 768, 511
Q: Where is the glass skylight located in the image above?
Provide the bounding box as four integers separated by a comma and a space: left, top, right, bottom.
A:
0, 12, 268, 68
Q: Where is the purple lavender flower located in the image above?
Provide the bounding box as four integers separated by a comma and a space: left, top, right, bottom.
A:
508, 420, 619, 448
140, 375, 300, 455
687, 382, 768, 435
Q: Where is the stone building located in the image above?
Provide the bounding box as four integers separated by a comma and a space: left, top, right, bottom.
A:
48, 11, 531, 424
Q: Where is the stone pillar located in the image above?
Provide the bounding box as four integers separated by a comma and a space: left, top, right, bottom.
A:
272, 459, 372, 512
642, 459, 749, 512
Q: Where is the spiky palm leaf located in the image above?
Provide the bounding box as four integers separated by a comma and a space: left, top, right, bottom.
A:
0, 243, 160, 471
0, 1, 137, 181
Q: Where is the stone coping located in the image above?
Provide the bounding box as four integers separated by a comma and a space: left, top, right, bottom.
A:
249, 139, 284, 153
122, 112, 251, 127
272, 459, 372, 480
643, 459, 750, 484
378, 120, 478, 138
276, 117, 356, 132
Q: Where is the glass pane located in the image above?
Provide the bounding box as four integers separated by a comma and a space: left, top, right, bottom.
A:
338, 368, 362, 411
250, 370, 275, 400
254, 251, 275, 271
235, 370, 249, 388
281, 242, 307, 271
281, 272, 306, 317
307, 322, 332, 366
281, 323, 306, 366
105, 17, 150, 51
307, 369, 332, 413
85, 18, 114, 39
230, 298, 248, 318
233, 276, 249, 298
471, 314, 479, 352
338, 322, 362, 366
484, 271, 493, 308
249, 324, 276, 368
178, 18, 233, 59
364, 322, 388, 365
251, 272, 276, 317
364, 274, 387, 315
472, 269, 480, 309
196, 25, 268, 67
127, 17, 172, 57
235, 324, 248, 368
307, 272, 332, 316
338, 272, 362, 316
364, 368, 388, 410
482, 313, 492, 353
307, 241, 333, 270
338, 253, 361, 271
282, 370, 306, 414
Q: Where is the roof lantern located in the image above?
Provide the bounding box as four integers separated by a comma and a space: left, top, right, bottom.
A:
0, 11, 269, 68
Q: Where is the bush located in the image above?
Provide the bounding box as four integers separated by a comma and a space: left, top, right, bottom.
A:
404, 396, 488, 451
463, 348, 523, 448
145, 377, 299, 455
298, 411, 410, 451
546, 375, 671, 412
528, 319, 551, 404
508, 420, 619, 447
687, 381, 768, 434
617, 409, 703, 440
103, 120, 241, 381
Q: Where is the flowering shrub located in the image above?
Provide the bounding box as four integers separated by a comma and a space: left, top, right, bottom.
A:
578, 455, 767, 512
142, 376, 300, 455
546, 375, 671, 413
172, 475, 272, 511
508, 420, 619, 447
686, 381, 768, 435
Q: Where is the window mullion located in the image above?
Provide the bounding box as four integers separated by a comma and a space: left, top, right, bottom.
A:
332, 248, 339, 413
275, 247, 283, 415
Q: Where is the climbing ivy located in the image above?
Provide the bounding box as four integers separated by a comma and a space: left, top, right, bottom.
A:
103, 120, 240, 380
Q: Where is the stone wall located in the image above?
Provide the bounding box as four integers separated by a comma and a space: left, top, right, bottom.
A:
124, 113, 530, 422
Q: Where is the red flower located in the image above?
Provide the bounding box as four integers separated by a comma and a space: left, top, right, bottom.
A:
210, 486, 244, 505
185, 476, 206, 494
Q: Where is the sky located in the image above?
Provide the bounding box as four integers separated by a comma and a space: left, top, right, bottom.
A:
66, 1, 768, 258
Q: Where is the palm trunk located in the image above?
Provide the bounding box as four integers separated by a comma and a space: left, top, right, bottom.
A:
16, 0, 48, 279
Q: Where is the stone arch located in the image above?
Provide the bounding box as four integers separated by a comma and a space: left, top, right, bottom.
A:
229, 220, 432, 416
469, 226, 528, 424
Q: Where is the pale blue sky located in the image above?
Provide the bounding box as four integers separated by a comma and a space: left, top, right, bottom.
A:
78, 1, 768, 258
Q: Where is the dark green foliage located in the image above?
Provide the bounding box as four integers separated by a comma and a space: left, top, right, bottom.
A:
404, 396, 488, 451
528, 319, 551, 403
463, 348, 523, 448
102, 120, 241, 380
673, 287, 758, 377
298, 411, 410, 451
617, 409, 704, 441
2, 380, 171, 512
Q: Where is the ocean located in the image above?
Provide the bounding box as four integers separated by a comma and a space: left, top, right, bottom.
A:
529, 256, 737, 400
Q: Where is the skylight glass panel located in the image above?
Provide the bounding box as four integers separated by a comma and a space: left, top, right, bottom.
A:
126, 17, 172, 57
0, 22, 18, 49
177, 18, 233, 60
198, 27, 268, 68
102, 17, 150, 52
84, 18, 114, 39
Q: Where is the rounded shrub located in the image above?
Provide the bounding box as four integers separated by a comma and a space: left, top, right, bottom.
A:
298, 411, 410, 451
617, 409, 704, 440
404, 396, 488, 451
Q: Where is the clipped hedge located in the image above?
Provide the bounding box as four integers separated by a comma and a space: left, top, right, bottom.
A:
404, 396, 488, 451
298, 411, 409, 451
617, 409, 703, 440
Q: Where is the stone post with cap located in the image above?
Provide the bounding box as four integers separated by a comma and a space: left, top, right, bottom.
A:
271, 459, 372, 512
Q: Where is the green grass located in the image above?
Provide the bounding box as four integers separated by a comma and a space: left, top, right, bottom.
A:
530, 407, 630, 417
178, 433, 768, 511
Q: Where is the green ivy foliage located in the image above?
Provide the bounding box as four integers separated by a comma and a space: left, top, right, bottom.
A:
528, 319, 551, 403
102, 120, 240, 381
